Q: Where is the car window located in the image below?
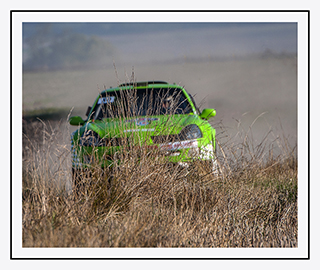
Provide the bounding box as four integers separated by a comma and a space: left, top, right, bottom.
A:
187, 92, 200, 114
90, 88, 193, 120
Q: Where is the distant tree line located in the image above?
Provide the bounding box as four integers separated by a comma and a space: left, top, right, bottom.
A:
23, 25, 116, 71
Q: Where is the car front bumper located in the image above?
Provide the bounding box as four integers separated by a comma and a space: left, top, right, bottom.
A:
71, 139, 215, 169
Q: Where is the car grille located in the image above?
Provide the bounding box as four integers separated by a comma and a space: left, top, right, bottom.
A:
103, 137, 129, 147
103, 137, 148, 147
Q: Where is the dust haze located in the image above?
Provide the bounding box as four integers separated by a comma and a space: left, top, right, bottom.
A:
23, 56, 297, 155
22, 22, 297, 156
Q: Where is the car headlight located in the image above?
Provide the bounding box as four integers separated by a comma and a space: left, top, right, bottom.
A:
179, 124, 202, 141
151, 124, 202, 145
80, 130, 104, 147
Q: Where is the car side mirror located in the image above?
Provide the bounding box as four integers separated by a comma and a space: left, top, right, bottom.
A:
200, 108, 216, 120
69, 116, 85, 126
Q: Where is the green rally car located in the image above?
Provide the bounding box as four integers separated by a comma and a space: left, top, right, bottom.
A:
69, 81, 217, 181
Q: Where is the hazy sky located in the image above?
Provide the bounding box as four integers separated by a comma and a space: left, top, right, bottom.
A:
23, 22, 297, 66
104, 23, 297, 63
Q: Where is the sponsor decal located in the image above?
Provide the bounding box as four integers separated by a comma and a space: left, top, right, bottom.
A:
126, 117, 158, 126
124, 128, 155, 133
97, 96, 115, 104
160, 139, 198, 151
136, 118, 149, 126
71, 132, 81, 166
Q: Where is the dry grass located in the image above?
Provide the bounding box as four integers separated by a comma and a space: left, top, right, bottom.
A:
22, 115, 297, 248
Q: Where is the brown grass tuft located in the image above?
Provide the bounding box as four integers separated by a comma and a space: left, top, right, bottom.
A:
22, 116, 297, 248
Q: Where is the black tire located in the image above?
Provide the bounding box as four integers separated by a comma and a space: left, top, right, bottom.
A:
72, 168, 83, 194
187, 159, 218, 181
71, 168, 92, 194
72, 167, 111, 195
200, 159, 218, 175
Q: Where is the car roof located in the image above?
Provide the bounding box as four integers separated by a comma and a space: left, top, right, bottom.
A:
118, 81, 169, 87
102, 81, 184, 93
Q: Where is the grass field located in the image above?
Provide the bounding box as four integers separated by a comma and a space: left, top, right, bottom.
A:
22, 118, 297, 248
22, 56, 298, 248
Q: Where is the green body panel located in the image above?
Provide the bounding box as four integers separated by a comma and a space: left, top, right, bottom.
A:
70, 82, 216, 169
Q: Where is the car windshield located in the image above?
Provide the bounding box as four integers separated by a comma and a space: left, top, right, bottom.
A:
90, 87, 193, 120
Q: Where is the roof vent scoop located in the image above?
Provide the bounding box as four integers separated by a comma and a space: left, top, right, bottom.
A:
118, 81, 168, 87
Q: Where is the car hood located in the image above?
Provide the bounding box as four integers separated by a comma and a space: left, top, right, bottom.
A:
85, 114, 200, 139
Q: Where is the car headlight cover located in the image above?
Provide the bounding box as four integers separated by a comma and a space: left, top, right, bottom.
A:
179, 124, 202, 141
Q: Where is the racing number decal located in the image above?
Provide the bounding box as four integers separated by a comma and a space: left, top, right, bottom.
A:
97, 96, 115, 104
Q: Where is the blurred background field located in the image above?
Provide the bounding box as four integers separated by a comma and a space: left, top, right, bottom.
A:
23, 56, 297, 153
22, 22, 297, 156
